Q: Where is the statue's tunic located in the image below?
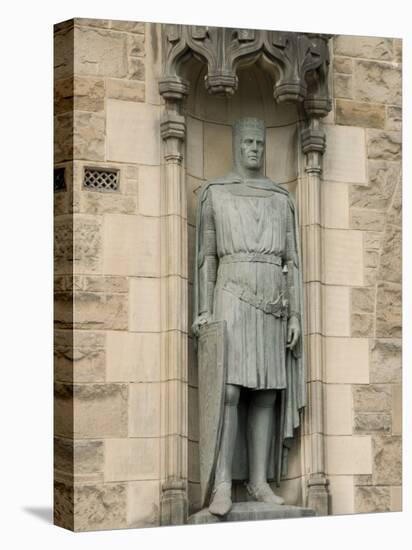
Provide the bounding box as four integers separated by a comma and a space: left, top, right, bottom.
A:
199, 180, 298, 390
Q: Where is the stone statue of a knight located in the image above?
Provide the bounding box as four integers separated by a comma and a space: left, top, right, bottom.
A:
192, 117, 306, 517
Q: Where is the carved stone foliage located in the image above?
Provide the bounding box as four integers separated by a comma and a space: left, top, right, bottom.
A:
160, 24, 331, 115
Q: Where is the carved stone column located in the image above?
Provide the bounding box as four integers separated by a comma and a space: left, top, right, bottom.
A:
299, 114, 329, 515
159, 85, 189, 525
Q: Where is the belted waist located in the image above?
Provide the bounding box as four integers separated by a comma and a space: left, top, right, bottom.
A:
219, 252, 283, 266
222, 280, 288, 318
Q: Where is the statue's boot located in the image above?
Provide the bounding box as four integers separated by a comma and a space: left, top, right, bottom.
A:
209, 482, 232, 516
245, 481, 284, 505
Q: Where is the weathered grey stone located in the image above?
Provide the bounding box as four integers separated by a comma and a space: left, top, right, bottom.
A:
110, 20, 145, 33
188, 502, 316, 524
333, 36, 393, 61
376, 282, 401, 338
55, 437, 105, 484
54, 113, 73, 163
394, 39, 402, 63
128, 34, 145, 57
54, 76, 105, 115
386, 106, 402, 131
73, 26, 128, 78
54, 481, 74, 530
128, 57, 145, 80
336, 100, 385, 129
351, 287, 375, 313
74, 216, 103, 273
364, 267, 377, 287
353, 385, 391, 412
54, 26, 74, 80
370, 339, 402, 383
372, 435, 402, 485
354, 60, 401, 105
386, 181, 402, 227
355, 486, 390, 513
364, 231, 383, 250
334, 56, 352, 74
379, 225, 401, 284
81, 191, 137, 215
73, 111, 105, 161
354, 413, 391, 433
365, 250, 379, 268
354, 474, 373, 486
54, 436, 74, 479
106, 79, 145, 102
350, 160, 400, 211
81, 275, 128, 293
367, 130, 401, 160
352, 313, 374, 337
54, 216, 73, 274
74, 483, 127, 531
74, 18, 112, 29
73, 291, 128, 330
333, 74, 353, 99
350, 208, 386, 231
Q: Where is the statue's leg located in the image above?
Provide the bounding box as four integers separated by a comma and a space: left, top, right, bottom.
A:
209, 383, 240, 516
246, 389, 285, 505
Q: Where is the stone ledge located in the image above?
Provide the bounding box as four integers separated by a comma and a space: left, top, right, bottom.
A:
188, 502, 316, 525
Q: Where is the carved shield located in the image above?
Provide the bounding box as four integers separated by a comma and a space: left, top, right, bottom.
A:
197, 320, 227, 509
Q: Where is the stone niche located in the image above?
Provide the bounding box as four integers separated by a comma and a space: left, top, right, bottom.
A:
183, 56, 304, 514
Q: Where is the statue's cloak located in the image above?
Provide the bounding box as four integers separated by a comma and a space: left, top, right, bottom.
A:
193, 172, 306, 507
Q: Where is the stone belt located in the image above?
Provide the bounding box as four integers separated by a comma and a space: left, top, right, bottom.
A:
222, 280, 288, 318
219, 252, 283, 266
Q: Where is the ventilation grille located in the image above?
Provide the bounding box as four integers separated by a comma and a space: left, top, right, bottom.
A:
54, 167, 66, 192
83, 167, 119, 192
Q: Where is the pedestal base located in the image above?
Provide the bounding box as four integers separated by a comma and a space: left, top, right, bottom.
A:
188, 502, 316, 525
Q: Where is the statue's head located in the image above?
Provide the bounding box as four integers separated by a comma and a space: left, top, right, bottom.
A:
233, 117, 265, 174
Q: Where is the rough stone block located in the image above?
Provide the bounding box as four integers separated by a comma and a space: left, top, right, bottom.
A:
103, 214, 160, 276
350, 160, 401, 210
386, 106, 402, 131
354, 413, 391, 433
353, 385, 391, 412
350, 208, 386, 231
333, 36, 393, 61
106, 79, 145, 102
391, 384, 402, 435
370, 339, 401, 383
128, 57, 145, 81
334, 56, 353, 74
386, 180, 402, 227
106, 99, 160, 164
323, 125, 366, 184
328, 476, 354, 515
53, 77, 104, 113
105, 438, 160, 481
54, 438, 105, 484
127, 480, 160, 528
106, 331, 160, 382
322, 182, 349, 229
379, 225, 401, 284
54, 25, 74, 81
74, 26, 128, 78
266, 125, 298, 184
138, 165, 161, 216
333, 74, 353, 99
74, 383, 128, 438
325, 385, 353, 435
144, 23, 162, 106
81, 192, 137, 215
54, 481, 74, 530
367, 130, 401, 160
324, 229, 364, 286
372, 435, 402, 485
110, 20, 145, 33
129, 383, 161, 437
325, 337, 369, 384
376, 282, 401, 338
54, 329, 106, 383
354, 60, 401, 105
128, 277, 161, 332
204, 122, 232, 180
351, 313, 374, 337
355, 486, 390, 513
54, 113, 73, 163
54, 383, 74, 436
323, 286, 351, 336
73, 111, 105, 161
351, 287, 375, 314
336, 100, 385, 129
326, 436, 372, 475
74, 18, 112, 29
74, 483, 127, 531
390, 486, 402, 511
127, 34, 145, 57
67, 291, 128, 330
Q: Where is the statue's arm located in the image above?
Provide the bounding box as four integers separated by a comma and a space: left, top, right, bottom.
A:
285, 202, 301, 349
193, 190, 217, 333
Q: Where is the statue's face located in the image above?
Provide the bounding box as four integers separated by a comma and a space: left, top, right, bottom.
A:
239, 129, 265, 170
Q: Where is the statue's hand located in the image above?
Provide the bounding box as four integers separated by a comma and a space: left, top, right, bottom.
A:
192, 313, 212, 337
287, 316, 300, 350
